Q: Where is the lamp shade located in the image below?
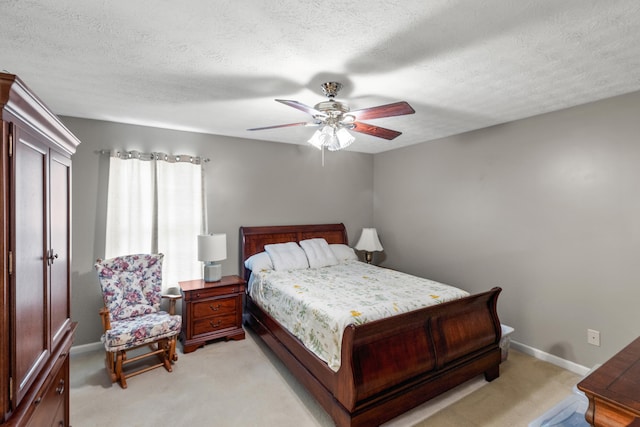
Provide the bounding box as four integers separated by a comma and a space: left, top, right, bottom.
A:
354, 228, 383, 252
329, 127, 355, 151
198, 233, 227, 262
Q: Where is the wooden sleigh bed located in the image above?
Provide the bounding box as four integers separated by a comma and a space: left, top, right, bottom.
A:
240, 223, 502, 427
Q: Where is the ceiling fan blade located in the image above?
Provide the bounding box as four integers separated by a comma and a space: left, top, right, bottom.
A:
276, 99, 323, 116
350, 101, 415, 121
247, 122, 310, 131
351, 121, 402, 140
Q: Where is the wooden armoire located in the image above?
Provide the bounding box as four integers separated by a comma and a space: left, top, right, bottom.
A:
0, 73, 80, 426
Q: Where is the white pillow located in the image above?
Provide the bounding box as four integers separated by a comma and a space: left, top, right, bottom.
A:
244, 252, 273, 272
300, 238, 339, 268
330, 244, 359, 262
264, 242, 309, 270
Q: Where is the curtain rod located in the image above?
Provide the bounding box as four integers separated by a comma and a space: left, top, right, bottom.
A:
99, 149, 210, 163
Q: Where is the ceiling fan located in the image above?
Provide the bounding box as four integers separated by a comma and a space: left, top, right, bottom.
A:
247, 82, 415, 151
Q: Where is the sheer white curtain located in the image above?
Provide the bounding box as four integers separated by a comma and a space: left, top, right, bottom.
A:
105, 151, 206, 290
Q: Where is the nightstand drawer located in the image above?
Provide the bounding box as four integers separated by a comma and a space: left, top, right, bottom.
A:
193, 297, 237, 319
186, 285, 242, 301
193, 313, 237, 336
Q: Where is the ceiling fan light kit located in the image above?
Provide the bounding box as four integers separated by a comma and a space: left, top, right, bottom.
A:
308, 125, 355, 151
248, 81, 415, 157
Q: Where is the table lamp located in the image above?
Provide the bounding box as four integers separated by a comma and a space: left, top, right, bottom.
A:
198, 233, 227, 282
355, 228, 383, 264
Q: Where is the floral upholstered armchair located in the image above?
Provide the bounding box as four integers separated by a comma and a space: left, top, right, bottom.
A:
94, 253, 182, 388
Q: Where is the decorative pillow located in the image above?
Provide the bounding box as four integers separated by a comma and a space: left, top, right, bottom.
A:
264, 242, 309, 271
300, 238, 339, 268
244, 251, 273, 272
330, 244, 359, 262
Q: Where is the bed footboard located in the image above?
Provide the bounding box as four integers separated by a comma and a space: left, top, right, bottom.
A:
333, 287, 502, 426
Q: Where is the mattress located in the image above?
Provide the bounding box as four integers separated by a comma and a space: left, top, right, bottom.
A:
249, 260, 470, 371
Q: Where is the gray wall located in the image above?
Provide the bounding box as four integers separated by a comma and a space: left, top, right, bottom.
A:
63, 117, 374, 346
64, 90, 640, 367
374, 90, 640, 368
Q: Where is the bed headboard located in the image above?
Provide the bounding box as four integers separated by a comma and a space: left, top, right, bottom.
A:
239, 223, 348, 281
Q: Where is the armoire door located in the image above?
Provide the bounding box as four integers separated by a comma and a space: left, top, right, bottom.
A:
12, 124, 49, 407
49, 150, 72, 349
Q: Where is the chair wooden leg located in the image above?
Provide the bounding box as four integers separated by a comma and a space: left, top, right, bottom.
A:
116, 351, 127, 389
105, 351, 117, 384
169, 336, 178, 362
159, 339, 172, 372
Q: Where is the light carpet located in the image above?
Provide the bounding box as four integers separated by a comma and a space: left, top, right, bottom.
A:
70, 329, 580, 426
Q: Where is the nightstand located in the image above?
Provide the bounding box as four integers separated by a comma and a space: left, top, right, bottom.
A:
179, 275, 246, 353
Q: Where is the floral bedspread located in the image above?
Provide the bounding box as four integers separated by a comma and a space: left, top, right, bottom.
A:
249, 260, 470, 372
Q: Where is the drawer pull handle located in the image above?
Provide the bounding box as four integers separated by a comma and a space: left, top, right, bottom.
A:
34, 396, 42, 405
209, 320, 221, 328
209, 304, 221, 311
56, 379, 65, 395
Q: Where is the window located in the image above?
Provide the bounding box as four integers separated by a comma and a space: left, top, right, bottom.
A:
105, 151, 206, 290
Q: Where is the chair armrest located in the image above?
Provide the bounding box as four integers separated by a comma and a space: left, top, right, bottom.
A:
99, 307, 111, 331
162, 294, 182, 315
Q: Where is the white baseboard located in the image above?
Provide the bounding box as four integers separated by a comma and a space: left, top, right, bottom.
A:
70, 341, 102, 356
511, 340, 590, 377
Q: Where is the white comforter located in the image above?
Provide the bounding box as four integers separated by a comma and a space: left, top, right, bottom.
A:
249, 260, 470, 372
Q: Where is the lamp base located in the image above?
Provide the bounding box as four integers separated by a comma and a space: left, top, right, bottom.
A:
364, 252, 373, 264
204, 263, 222, 282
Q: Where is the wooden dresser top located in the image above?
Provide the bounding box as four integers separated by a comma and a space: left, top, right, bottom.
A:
578, 336, 640, 414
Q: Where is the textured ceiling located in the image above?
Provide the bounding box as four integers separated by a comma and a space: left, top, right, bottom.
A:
2, 0, 640, 153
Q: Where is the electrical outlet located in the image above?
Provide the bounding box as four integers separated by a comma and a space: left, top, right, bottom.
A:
587, 329, 600, 346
